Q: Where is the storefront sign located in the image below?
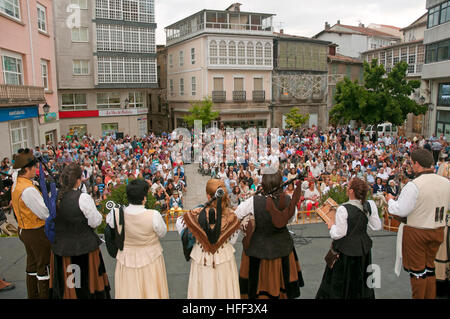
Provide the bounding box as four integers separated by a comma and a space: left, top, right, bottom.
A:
44, 112, 57, 122
0, 106, 38, 122
99, 108, 148, 117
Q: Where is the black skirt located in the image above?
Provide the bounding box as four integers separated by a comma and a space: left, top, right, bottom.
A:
316, 250, 375, 299
49, 248, 111, 299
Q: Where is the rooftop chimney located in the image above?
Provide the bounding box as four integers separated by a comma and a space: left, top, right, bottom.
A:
359, 22, 365, 28
325, 22, 330, 30
337, 20, 340, 25
280, 29, 284, 34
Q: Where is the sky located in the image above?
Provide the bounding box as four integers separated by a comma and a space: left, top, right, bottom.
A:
154, 0, 427, 45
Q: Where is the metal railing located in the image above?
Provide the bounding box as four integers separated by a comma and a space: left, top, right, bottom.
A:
252, 90, 265, 102
212, 91, 226, 103
232, 90, 246, 102
0, 84, 45, 106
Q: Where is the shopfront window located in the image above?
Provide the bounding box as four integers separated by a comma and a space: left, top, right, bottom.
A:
69, 124, 87, 138
102, 123, 118, 136
10, 120, 30, 154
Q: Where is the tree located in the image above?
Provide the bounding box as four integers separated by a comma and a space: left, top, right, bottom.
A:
183, 97, 219, 127
330, 59, 427, 127
284, 107, 310, 130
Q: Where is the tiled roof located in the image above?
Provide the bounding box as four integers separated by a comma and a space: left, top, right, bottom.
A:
328, 54, 363, 64
336, 24, 401, 38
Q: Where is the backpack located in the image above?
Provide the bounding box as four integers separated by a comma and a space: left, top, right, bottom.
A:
104, 206, 125, 258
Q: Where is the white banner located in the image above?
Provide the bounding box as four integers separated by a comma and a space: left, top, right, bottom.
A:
98, 108, 148, 117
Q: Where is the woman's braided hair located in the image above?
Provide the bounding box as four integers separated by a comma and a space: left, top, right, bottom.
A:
57, 163, 82, 209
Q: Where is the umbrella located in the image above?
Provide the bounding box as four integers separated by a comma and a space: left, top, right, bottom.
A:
39, 161, 58, 244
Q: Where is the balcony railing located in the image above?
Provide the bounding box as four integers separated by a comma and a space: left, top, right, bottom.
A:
212, 91, 226, 103
0, 84, 46, 107
233, 91, 246, 102
252, 90, 265, 102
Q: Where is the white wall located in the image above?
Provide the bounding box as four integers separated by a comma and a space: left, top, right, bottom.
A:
316, 33, 367, 58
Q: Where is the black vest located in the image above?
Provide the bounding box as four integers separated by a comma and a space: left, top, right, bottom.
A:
245, 195, 293, 260
51, 190, 102, 256
332, 203, 372, 257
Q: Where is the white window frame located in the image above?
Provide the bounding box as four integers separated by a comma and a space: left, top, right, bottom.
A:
2, 52, 23, 85
61, 93, 87, 110
191, 76, 196, 96
179, 50, 184, 67
180, 78, 184, 96
128, 91, 144, 108
37, 3, 47, 33
10, 120, 30, 154
96, 92, 121, 109
0, 0, 21, 21
72, 27, 89, 42
191, 48, 195, 65
73, 60, 89, 75
70, 0, 88, 10
41, 59, 48, 90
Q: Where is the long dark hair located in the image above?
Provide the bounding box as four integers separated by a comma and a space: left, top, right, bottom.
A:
57, 163, 82, 208
262, 170, 283, 200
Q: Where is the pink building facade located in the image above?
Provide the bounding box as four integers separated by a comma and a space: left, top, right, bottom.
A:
0, 0, 59, 159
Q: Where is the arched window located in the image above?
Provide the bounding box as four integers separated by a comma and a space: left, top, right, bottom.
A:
264, 42, 272, 65
238, 41, 245, 65
247, 42, 254, 65
209, 40, 218, 64
255, 42, 263, 65
229, 41, 236, 65
219, 40, 227, 64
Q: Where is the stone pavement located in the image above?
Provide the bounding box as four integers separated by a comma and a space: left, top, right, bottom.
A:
0, 163, 413, 299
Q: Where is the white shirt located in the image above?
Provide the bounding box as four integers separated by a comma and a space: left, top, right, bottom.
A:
106, 204, 167, 238
234, 196, 297, 225
387, 182, 419, 218
330, 200, 382, 240
78, 192, 103, 228
21, 187, 49, 221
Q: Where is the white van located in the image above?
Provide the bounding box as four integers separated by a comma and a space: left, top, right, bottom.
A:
363, 123, 398, 138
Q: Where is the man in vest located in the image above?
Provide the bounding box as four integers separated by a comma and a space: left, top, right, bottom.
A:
387, 148, 450, 299
11, 149, 50, 299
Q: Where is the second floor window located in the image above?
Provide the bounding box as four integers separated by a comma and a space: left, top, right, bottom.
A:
41, 60, 48, 90
70, 0, 88, 9
37, 4, 47, 33
97, 92, 121, 109
191, 76, 196, 96
169, 54, 173, 68
191, 48, 195, 64
72, 27, 89, 42
61, 93, 87, 110
180, 78, 184, 96
179, 51, 184, 67
0, 0, 20, 20
2, 54, 23, 85
169, 79, 174, 96
73, 60, 89, 75
128, 92, 144, 108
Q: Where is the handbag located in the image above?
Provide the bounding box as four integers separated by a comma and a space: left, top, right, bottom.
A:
325, 246, 340, 269
104, 206, 125, 258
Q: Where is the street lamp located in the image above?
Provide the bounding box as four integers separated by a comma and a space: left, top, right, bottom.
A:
42, 102, 50, 115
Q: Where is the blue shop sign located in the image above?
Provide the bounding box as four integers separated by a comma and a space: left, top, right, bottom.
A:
0, 106, 39, 122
